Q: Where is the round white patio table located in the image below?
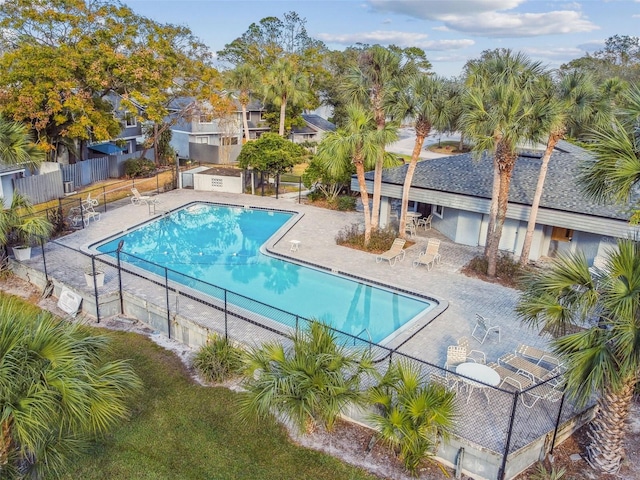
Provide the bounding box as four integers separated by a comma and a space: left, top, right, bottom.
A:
456, 362, 501, 404
406, 211, 422, 225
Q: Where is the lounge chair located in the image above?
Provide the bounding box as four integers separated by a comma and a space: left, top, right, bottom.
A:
472, 313, 501, 344
488, 362, 534, 391
412, 238, 441, 270
131, 187, 160, 206
515, 344, 561, 368
498, 353, 551, 382
375, 238, 406, 266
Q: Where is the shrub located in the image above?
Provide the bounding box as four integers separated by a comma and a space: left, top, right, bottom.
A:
368, 359, 456, 475
193, 334, 245, 383
306, 190, 325, 202
124, 158, 156, 178
240, 321, 376, 434
336, 224, 398, 252
335, 195, 356, 211
462, 252, 528, 288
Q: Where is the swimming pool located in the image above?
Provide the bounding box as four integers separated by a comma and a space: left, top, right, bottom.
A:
96, 203, 435, 343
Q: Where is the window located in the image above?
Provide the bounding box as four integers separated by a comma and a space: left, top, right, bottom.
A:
259, 111, 267, 121
195, 136, 209, 144
123, 113, 136, 128
551, 226, 573, 242
433, 204, 444, 218
221, 136, 238, 146
199, 114, 213, 124
245, 111, 251, 120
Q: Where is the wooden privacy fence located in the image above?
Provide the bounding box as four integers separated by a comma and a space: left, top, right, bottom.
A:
14, 170, 64, 205
14, 149, 155, 205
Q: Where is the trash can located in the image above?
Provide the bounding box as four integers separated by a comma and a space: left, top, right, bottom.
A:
63, 181, 74, 194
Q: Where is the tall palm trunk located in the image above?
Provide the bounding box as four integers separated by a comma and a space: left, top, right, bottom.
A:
241, 103, 250, 143
0, 418, 13, 467
370, 88, 385, 231
486, 144, 516, 276
485, 159, 501, 257
279, 98, 287, 136
399, 125, 428, 238
484, 134, 502, 257
355, 157, 372, 246
519, 131, 562, 265
587, 377, 636, 473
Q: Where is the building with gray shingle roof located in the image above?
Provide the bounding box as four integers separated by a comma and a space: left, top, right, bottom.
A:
290, 114, 336, 144
353, 140, 638, 263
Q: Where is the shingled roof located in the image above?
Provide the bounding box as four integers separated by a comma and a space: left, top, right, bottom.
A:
368, 140, 631, 221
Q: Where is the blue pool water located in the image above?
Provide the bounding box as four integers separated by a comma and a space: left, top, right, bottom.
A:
96, 203, 434, 343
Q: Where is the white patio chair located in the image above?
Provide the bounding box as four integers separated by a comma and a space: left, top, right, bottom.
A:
472, 313, 501, 344
375, 238, 406, 266
131, 187, 160, 206
457, 337, 486, 364
417, 213, 432, 230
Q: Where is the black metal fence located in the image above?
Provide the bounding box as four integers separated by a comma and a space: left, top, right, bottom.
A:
25, 239, 590, 480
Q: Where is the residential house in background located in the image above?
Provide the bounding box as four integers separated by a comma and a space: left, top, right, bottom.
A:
87, 93, 146, 160
289, 114, 336, 145
170, 99, 270, 164
355, 140, 638, 264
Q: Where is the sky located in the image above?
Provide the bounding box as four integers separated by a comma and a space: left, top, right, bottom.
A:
123, 0, 640, 78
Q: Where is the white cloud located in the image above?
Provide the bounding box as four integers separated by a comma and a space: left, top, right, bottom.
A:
367, 0, 599, 38
521, 46, 585, 61
382, 18, 392, 24
317, 30, 474, 50
368, 0, 525, 19
445, 10, 599, 37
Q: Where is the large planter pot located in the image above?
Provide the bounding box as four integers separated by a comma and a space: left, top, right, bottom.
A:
12, 246, 32, 261
84, 271, 105, 288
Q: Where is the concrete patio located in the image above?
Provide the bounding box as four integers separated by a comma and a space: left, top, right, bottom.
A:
12, 188, 582, 480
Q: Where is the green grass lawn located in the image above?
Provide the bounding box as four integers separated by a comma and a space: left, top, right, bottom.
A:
61, 331, 378, 480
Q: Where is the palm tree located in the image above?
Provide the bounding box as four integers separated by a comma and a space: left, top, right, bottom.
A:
262, 57, 310, 136
368, 359, 456, 475
0, 116, 44, 169
315, 103, 396, 246
462, 50, 547, 276
341, 45, 417, 230
0, 294, 142, 478
239, 320, 376, 434
225, 64, 259, 143
519, 72, 615, 265
0, 192, 53, 268
393, 74, 451, 238
579, 83, 640, 222
516, 239, 640, 473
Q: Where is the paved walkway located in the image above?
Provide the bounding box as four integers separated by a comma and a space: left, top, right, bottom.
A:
47, 188, 551, 368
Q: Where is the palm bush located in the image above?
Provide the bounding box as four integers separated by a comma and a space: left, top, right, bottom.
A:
240, 320, 377, 434
193, 334, 245, 383
368, 360, 456, 476
0, 294, 142, 478
517, 239, 640, 473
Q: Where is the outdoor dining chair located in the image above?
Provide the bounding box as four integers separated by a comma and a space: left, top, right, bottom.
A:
417, 213, 432, 230
457, 337, 486, 364
472, 313, 501, 344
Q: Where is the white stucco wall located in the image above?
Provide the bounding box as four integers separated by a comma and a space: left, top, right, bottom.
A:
193, 173, 243, 193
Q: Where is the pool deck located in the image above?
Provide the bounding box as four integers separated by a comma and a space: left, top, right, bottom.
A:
51, 188, 552, 367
